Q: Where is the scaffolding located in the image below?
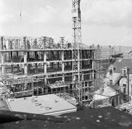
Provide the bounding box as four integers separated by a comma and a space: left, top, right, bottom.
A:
93, 45, 113, 91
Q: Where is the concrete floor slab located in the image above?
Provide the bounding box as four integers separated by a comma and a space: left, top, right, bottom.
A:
7, 94, 76, 116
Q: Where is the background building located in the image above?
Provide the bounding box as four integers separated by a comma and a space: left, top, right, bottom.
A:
105, 58, 132, 105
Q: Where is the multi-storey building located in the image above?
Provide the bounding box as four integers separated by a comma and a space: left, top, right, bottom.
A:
0, 36, 95, 102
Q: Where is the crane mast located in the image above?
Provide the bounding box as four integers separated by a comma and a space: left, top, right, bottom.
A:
72, 0, 82, 105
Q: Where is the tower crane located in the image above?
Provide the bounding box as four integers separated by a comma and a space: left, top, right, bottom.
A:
72, 0, 83, 106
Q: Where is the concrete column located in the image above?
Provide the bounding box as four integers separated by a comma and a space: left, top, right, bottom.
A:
92, 50, 95, 81
82, 73, 84, 81
23, 37, 27, 75
62, 50, 64, 82
0, 37, 2, 75
35, 52, 38, 74
78, 50, 80, 81
44, 52, 47, 85
11, 52, 13, 73
0, 37, 5, 75
42, 36, 47, 49
0, 36, 3, 50
16, 51, 19, 72
60, 37, 64, 48
44, 52, 47, 73
24, 52, 27, 75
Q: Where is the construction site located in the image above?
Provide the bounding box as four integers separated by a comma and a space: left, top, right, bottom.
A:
1, 0, 132, 128
0, 0, 117, 114
0, 35, 95, 102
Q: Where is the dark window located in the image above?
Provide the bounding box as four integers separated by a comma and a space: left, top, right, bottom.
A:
123, 84, 126, 94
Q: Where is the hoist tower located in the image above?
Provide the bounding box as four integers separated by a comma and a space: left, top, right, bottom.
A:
72, 0, 83, 105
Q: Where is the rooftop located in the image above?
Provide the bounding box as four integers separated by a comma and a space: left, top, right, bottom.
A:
1, 107, 132, 129
94, 86, 116, 97
112, 58, 132, 74
6, 94, 76, 116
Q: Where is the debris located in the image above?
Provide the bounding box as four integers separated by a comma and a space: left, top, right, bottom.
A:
118, 115, 132, 127
96, 119, 100, 123
75, 117, 80, 120
98, 115, 103, 118
16, 121, 19, 124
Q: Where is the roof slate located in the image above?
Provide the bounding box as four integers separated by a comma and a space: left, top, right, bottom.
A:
112, 58, 132, 74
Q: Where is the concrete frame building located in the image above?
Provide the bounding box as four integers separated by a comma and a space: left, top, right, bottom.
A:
0, 36, 95, 103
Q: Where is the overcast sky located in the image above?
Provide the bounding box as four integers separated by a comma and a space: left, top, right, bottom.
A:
0, 0, 132, 46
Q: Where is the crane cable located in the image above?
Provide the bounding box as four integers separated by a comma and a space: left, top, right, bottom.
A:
18, 0, 23, 26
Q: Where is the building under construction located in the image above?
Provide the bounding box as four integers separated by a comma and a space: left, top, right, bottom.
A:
0, 36, 95, 103
0, 0, 114, 106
